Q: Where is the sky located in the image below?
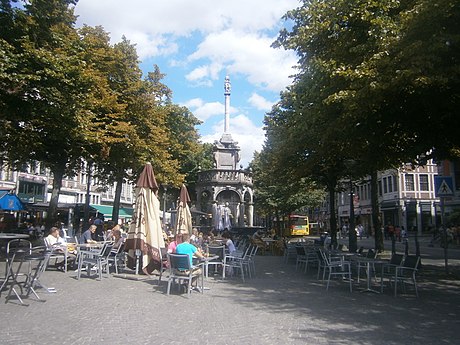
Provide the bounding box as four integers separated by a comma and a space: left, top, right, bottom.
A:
73, 0, 300, 167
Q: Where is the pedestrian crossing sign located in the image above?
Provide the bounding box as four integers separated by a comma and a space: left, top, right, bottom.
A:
434, 176, 454, 197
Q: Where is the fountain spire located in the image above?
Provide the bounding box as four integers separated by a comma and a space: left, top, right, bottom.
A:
224, 75, 231, 133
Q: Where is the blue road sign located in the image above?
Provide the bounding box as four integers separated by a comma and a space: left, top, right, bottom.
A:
434, 176, 454, 197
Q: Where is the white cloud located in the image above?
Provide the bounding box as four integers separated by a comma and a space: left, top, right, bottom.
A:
186, 29, 296, 92
185, 62, 223, 84
202, 114, 264, 166
248, 93, 274, 111
182, 98, 237, 122
75, 1, 299, 39
75, 0, 299, 89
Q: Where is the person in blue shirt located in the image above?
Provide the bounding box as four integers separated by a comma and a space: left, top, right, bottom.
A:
175, 233, 204, 292
176, 233, 204, 267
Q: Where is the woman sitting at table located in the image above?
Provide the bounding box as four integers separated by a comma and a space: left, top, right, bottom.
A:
112, 228, 124, 251
167, 234, 182, 254
222, 230, 236, 254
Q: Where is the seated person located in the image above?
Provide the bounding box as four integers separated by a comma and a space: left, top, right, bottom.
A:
175, 233, 204, 286
222, 230, 236, 254
112, 228, 124, 252
167, 234, 182, 254
190, 228, 201, 247
252, 229, 267, 253
81, 225, 97, 244
45, 227, 76, 270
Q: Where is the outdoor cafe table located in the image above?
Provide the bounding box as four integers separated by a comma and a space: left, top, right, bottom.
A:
354, 257, 386, 293
329, 250, 357, 266
0, 233, 30, 251
193, 254, 219, 291
0, 233, 30, 240
194, 254, 219, 279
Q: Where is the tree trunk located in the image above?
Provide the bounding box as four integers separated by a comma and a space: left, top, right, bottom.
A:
370, 170, 384, 252
46, 166, 64, 231
112, 174, 124, 225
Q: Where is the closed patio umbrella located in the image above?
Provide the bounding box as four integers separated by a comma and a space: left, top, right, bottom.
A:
174, 184, 192, 235
125, 163, 165, 275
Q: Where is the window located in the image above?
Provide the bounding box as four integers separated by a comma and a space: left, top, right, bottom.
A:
388, 176, 393, 193
383, 177, 388, 193
405, 174, 415, 191
393, 176, 398, 191
419, 174, 429, 191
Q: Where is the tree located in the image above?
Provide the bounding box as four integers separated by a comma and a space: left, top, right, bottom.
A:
270, 0, 460, 251
0, 0, 109, 229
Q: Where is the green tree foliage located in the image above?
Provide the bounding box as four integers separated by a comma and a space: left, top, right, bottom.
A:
0, 0, 101, 228
0, 0, 205, 228
267, 0, 459, 249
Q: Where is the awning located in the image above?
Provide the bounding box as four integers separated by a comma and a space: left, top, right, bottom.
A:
0, 190, 25, 211
90, 204, 133, 220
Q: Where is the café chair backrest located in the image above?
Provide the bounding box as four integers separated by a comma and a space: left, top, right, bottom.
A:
168, 253, 192, 271
366, 249, 376, 259
389, 253, 404, 266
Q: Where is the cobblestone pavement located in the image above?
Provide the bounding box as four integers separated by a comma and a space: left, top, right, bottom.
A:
1, 249, 459, 345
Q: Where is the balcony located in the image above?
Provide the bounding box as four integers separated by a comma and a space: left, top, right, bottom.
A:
197, 169, 253, 187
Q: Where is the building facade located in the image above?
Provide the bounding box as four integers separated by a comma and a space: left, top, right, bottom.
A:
337, 160, 439, 235
0, 161, 134, 233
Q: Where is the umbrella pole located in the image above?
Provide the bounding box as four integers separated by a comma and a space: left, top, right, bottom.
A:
135, 249, 141, 275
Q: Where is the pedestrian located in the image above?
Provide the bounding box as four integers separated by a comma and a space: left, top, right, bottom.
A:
395, 226, 401, 242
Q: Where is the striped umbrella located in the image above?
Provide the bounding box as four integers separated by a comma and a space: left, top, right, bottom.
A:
175, 184, 192, 235
125, 163, 165, 274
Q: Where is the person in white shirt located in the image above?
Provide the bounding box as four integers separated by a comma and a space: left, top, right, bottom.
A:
222, 231, 236, 254
45, 227, 72, 270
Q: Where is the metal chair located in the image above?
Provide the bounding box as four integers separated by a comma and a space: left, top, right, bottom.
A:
380, 253, 404, 292
44, 237, 69, 272
295, 245, 308, 272
205, 245, 226, 278
166, 253, 203, 297
223, 244, 252, 282
320, 248, 353, 292
392, 255, 420, 297
3, 241, 50, 305
1, 239, 32, 294
77, 242, 113, 280
108, 242, 126, 274
283, 241, 297, 263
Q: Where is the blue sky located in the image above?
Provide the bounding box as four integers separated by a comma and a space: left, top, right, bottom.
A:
74, 0, 300, 167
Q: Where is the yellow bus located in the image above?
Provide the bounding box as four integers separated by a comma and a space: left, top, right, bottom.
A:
284, 214, 310, 237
